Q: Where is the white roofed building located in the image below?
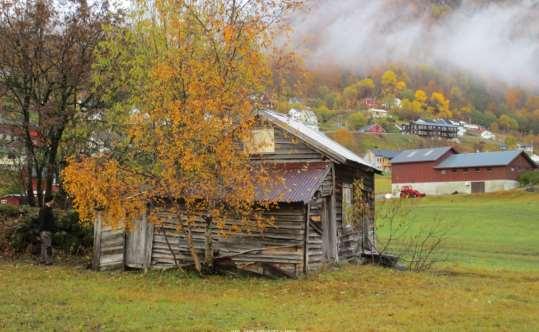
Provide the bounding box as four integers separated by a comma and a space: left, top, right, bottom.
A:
287, 108, 319, 131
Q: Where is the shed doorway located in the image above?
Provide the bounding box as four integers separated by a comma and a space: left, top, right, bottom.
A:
471, 182, 485, 194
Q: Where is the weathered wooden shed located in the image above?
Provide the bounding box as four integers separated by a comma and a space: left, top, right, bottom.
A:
93, 110, 381, 276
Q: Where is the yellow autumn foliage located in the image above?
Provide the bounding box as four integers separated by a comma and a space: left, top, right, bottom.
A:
63, 0, 299, 236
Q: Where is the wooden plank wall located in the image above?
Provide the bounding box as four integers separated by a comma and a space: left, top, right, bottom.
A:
150, 204, 307, 276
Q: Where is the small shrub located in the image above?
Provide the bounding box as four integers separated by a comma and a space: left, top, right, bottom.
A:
7, 210, 40, 254
0, 204, 21, 219
0, 206, 38, 256
53, 210, 93, 256
376, 200, 451, 272
518, 170, 539, 186
6, 208, 93, 257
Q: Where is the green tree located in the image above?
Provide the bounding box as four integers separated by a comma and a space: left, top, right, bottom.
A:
343, 84, 359, 109
0, 0, 121, 206
314, 104, 335, 122
505, 135, 518, 148
497, 114, 519, 132
347, 112, 367, 130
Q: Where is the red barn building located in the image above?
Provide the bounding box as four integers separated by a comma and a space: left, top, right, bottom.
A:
0, 194, 25, 206
391, 147, 537, 195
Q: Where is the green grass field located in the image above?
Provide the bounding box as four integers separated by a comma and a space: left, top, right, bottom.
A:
1, 191, 538, 331
376, 191, 539, 271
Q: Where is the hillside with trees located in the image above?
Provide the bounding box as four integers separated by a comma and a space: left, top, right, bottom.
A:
272, 0, 539, 153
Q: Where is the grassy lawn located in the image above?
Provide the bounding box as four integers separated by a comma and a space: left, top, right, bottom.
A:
1, 191, 539, 331
1, 261, 539, 331
354, 133, 425, 154
377, 191, 539, 271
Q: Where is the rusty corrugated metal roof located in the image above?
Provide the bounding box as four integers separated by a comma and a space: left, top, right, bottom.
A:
255, 162, 330, 203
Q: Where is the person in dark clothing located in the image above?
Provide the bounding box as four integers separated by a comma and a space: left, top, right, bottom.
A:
39, 199, 55, 265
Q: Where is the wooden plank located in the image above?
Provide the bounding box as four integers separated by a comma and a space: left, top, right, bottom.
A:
92, 212, 102, 271
98, 220, 125, 271
100, 253, 124, 266
125, 215, 145, 268
303, 204, 310, 274
145, 218, 154, 270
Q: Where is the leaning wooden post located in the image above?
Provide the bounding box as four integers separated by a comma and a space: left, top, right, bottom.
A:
92, 211, 103, 271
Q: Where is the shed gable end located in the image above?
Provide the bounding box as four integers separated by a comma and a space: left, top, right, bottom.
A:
249, 122, 325, 162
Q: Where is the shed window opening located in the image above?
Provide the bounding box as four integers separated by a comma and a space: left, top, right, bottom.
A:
245, 128, 275, 154
342, 183, 353, 226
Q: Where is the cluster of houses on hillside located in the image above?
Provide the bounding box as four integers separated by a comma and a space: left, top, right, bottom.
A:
399, 119, 496, 140
354, 97, 497, 140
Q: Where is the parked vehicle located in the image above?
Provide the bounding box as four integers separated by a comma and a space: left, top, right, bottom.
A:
400, 186, 426, 198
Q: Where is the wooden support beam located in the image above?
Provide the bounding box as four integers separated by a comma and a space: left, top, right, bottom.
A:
92, 211, 102, 271
329, 164, 338, 262
144, 210, 154, 271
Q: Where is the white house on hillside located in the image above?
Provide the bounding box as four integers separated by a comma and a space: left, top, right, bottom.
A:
480, 130, 496, 140
367, 108, 388, 119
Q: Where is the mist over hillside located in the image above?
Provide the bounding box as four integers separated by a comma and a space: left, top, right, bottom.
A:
292, 0, 539, 90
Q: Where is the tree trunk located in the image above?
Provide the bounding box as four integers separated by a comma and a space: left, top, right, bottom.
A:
22, 97, 36, 206
24, 155, 35, 206
204, 215, 214, 270
35, 165, 44, 207
185, 223, 201, 273
44, 135, 61, 202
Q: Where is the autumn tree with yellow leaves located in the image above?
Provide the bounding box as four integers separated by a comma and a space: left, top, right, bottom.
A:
62, 0, 301, 273
429, 92, 452, 119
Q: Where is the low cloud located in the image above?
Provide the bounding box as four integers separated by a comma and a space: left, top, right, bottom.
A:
291, 0, 539, 89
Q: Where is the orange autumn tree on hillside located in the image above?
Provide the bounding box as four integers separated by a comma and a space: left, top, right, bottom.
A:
62, 0, 301, 273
